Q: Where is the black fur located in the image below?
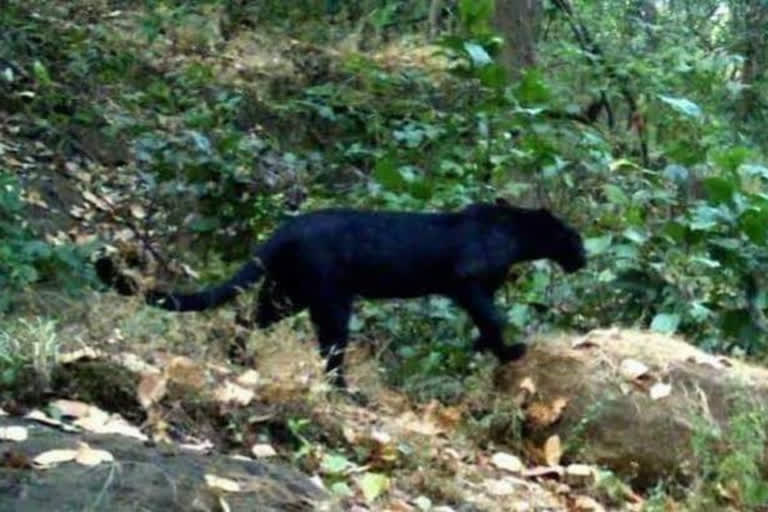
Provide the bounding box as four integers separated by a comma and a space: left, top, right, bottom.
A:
96, 201, 586, 388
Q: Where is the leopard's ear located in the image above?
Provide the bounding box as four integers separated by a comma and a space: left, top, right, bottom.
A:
494, 197, 511, 207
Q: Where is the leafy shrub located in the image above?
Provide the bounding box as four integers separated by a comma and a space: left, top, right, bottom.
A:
0, 173, 92, 311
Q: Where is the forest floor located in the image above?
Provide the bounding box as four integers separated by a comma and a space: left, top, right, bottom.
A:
1, 291, 646, 511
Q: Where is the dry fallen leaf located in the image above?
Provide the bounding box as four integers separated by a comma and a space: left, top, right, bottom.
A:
235, 369, 261, 388
368, 429, 398, 467
342, 426, 359, 444
649, 382, 672, 400
0, 426, 28, 442
166, 356, 207, 389
551, 397, 568, 419
525, 396, 569, 430
81, 190, 110, 211
25, 409, 79, 433
137, 373, 168, 409
129, 203, 146, 219
113, 352, 160, 374
420, 399, 463, 432
69, 205, 86, 219
543, 435, 563, 466
33, 449, 78, 468
483, 476, 526, 496
490, 452, 524, 473
59, 347, 105, 364
251, 444, 277, 458
205, 474, 242, 493
619, 358, 650, 381
74, 442, 114, 466
76, 413, 148, 442
572, 494, 606, 512
519, 376, 536, 395
429, 404, 462, 431
180, 439, 214, 453
213, 381, 255, 406
395, 411, 442, 436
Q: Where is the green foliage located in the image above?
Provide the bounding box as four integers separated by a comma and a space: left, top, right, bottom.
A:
690, 394, 768, 508
0, 174, 92, 310
5, 0, 768, 391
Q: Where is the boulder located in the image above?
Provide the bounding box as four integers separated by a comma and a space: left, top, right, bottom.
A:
494, 328, 768, 488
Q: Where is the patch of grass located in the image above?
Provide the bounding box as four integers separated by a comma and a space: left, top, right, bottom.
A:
0, 317, 60, 389
687, 391, 768, 509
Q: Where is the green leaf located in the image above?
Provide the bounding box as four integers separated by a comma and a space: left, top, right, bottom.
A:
32, 60, 51, 87
702, 176, 735, 204
463, 42, 492, 67
689, 302, 712, 321
609, 158, 641, 172
603, 184, 629, 205
657, 94, 702, 118
321, 454, 353, 476
508, 304, 530, 329
739, 209, 768, 245
516, 69, 551, 104
689, 206, 722, 230
746, 482, 768, 507
476, 63, 507, 88
357, 472, 390, 503
623, 228, 647, 244
663, 221, 687, 242
585, 235, 613, 255
711, 147, 752, 174
409, 179, 433, 201
434, 35, 465, 54
651, 313, 681, 334
329, 482, 354, 497
348, 315, 364, 332
459, 0, 494, 33
374, 156, 406, 192
598, 269, 616, 282
690, 256, 721, 268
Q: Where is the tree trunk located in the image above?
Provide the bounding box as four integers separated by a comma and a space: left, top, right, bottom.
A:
428, 0, 443, 40
737, 1, 768, 120
492, 0, 540, 79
